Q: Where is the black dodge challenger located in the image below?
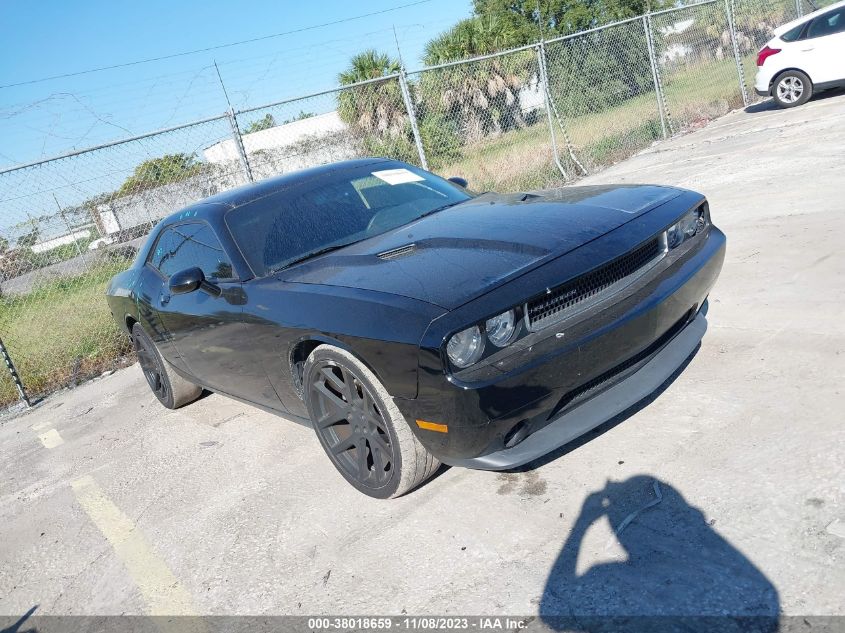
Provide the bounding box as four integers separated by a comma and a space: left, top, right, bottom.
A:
106, 158, 725, 498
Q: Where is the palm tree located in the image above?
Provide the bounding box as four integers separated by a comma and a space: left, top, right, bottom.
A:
337, 50, 407, 139
421, 16, 533, 142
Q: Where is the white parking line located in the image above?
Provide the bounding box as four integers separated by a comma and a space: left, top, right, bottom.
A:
70, 475, 198, 617
37, 428, 64, 449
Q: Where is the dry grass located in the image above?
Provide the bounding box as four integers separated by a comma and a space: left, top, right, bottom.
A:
434, 59, 747, 192
0, 262, 133, 406
441, 123, 563, 192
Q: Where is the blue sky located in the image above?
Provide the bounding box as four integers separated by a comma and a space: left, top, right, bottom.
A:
0, 0, 473, 168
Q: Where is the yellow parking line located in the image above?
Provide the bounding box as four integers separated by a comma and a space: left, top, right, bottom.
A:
38, 428, 64, 449
71, 475, 198, 616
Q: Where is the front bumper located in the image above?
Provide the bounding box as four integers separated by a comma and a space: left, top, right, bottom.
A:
447, 310, 707, 469
396, 221, 726, 469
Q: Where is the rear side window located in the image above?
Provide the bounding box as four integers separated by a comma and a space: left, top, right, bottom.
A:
807, 8, 845, 38
780, 23, 805, 42
148, 223, 235, 280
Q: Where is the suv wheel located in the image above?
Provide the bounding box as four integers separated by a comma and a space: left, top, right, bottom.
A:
772, 70, 813, 108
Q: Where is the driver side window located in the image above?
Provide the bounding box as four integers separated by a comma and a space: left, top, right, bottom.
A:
148, 223, 235, 280
807, 8, 845, 38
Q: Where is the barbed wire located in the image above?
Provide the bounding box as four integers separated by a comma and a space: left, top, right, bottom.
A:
0, 0, 437, 90
0, 15, 461, 167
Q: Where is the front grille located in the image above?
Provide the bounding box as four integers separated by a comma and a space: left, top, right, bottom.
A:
525, 236, 663, 331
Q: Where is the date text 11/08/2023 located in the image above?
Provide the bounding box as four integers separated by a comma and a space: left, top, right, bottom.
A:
306, 617, 530, 630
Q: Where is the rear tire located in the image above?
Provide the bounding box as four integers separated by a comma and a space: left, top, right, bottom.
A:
772, 70, 813, 108
132, 323, 202, 409
303, 345, 439, 499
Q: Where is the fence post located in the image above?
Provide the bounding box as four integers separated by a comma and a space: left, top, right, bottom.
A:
536, 43, 569, 181
725, 0, 750, 107
795, 0, 803, 17
0, 336, 30, 407
227, 109, 254, 183
53, 194, 83, 258
644, 15, 670, 139
398, 68, 428, 170
537, 40, 589, 178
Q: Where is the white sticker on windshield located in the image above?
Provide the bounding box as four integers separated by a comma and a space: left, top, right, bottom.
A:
372, 168, 425, 185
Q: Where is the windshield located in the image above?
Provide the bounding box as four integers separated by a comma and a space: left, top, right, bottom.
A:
225, 161, 471, 276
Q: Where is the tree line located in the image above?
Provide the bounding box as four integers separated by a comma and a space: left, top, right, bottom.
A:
334, 0, 674, 166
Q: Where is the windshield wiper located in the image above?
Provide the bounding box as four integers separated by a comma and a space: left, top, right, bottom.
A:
272, 241, 358, 273
417, 200, 462, 219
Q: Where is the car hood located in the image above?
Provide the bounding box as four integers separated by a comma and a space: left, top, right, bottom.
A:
276, 184, 683, 310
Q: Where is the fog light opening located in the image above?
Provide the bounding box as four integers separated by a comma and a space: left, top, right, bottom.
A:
504, 420, 530, 449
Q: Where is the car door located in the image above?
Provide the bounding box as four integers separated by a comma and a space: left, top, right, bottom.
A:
797, 7, 845, 84
147, 222, 282, 408
140, 227, 188, 370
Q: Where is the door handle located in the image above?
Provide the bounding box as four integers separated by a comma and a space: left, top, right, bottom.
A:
160, 292, 171, 305
801, 47, 815, 51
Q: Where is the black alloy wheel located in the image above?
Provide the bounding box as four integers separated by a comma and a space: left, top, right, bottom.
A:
134, 328, 169, 402
308, 361, 395, 491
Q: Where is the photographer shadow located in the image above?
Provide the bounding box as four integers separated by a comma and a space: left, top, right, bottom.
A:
539, 476, 779, 632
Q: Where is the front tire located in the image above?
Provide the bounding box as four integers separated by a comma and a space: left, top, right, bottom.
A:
303, 345, 439, 498
772, 70, 812, 108
132, 323, 202, 409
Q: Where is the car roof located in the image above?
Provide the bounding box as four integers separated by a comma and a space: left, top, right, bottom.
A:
160, 157, 394, 226
775, 0, 845, 35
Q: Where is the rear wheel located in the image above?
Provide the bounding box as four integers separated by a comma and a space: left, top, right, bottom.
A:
772, 70, 812, 108
303, 345, 439, 498
132, 323, 202, 409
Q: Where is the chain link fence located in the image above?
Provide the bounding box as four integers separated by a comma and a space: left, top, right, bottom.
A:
0, 117, 248, 404
235, 77, 416, 180
803, 0, 838, 11
406, 46, 567, 192
543, 17, 665, 175
0, 0, 820, 406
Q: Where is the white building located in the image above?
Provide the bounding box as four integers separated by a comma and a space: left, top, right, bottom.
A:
203, 111, 348, 164
660, 18, 696, 64
30, 228, 92, 253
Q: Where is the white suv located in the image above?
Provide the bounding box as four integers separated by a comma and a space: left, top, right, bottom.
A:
754, 1, 845, 108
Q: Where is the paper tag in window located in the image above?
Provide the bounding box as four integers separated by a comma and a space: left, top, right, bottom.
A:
372, 168, 425, 185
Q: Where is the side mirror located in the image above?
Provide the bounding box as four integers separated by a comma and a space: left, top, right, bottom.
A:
169, 267, 221, 297
448, 176, 468, 189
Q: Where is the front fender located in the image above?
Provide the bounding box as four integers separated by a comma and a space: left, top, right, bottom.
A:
241, 280, 446, 416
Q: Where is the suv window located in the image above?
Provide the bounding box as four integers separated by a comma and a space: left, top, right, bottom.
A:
148, 223, 235, 280
807, 8, 845, 38
780, 23, 805, 42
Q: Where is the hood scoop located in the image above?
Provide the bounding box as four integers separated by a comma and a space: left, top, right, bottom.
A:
377, 243, 417, 260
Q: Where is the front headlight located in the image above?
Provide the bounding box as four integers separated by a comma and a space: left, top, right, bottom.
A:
485, 309, 517, 347
667, 205, 708, 249
447, 325, 485, 368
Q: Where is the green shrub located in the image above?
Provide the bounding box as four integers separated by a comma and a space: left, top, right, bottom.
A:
419, 113, 463, 168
